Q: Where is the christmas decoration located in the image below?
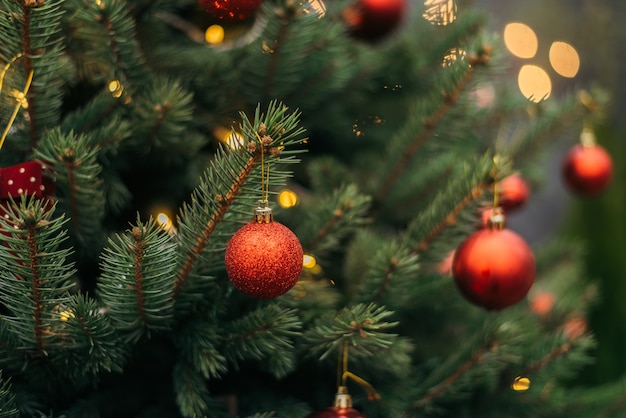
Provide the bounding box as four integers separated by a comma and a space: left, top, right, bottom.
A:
305, 386, 367, 418
529, 291, 555, 316
225, 200, 303, 299
562, 142, 613, 196
498, 173, 530, 211
199, 0, 263, 20
343, 0, 405, 41
452, 211, 535, 310
0, 161, 54, 218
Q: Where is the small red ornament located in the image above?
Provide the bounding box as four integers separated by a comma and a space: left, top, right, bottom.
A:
452, 212, 535, 310
199, 0, 263, 20
498, 173, 530, 211
562, 142, 613, 196
343, 0, 406, 41
225, 200, 303, 299
529, 291, 555, 316
305, 387, 367, 418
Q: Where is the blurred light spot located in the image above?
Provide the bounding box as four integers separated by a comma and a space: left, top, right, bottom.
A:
205, 25, 225, 44
108, 80, 124, 98
214, 126, 244, 150
470, 83, 496, 109
442, 48, 466, 67
512, 376, 531, 391
549, 41, 580, 78
303, 254, 317, 269
423, 0, 457, 26
518, 65, 552, 102
156, 212, 173, 231
504, 23, 538, 59
278, 189, 299, 208
307, 0, 326, 16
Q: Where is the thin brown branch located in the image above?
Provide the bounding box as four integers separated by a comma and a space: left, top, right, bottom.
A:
415, 342, 497, 409
20, 1, 37, 149
372, 257, 399, 303
374, 49, 491, 204
149, 102, 172, 145
262, 7, 296, 103
518, 339, 578, 378
132, 227, 147, 325
27, 218, 44, 353
412, 183, 487, 255
173, 153, 261, 297
304, 208, 344, 253
62, 148, 81, 235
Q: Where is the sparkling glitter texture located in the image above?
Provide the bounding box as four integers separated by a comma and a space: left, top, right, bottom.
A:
198, 0, 263, 20
225, 220, 303, 299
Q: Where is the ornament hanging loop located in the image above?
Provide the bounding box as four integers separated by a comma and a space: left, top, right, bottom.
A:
254, 199, 273, 223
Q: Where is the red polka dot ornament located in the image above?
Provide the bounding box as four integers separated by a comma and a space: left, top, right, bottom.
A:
225, 200, 303, 299
562, 129, 613, 196
199, 0, 263, 20
452, 209, 535, 310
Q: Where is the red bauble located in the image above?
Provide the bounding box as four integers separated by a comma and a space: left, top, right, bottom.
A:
498, 173, 530, 211
452, 224, 535, 310
562, 143, 613, 196
305, 407, 366, 418
343, 0, 406, 41
225, 219, 303, 299
199, 0, 263, 20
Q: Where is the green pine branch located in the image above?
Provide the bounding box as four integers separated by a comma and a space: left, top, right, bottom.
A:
98, 217, 176, 342
65, 0, 147, 89
224, 304, 302, 379
0, 0, 65, 151
35, 128, 105, 251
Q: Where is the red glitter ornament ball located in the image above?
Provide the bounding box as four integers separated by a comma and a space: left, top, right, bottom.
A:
343, 0, 406, 41
305, 407, 367, 418
225, 217, 303, 299
452, 219, 535, 310
498, 173, 530, 211
199, 0, 263, 20
562, 143, 613, 196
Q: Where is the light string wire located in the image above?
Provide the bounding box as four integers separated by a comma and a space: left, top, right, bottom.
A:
0, 53, 34, 152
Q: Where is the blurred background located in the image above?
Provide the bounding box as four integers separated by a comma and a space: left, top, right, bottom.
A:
473, 0, 626, 385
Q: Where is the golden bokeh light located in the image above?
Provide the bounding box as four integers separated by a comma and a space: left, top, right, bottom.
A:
442, 48, 466, 67
108, 79, 124, 98
278, 189, 299, 209
549, 41, 580, 78
503, 22, 538, 59
303, 254, 317, 269
156, 212, 173, 231
512, 376, 531, 391
307, 0, 326, 16
205, 25, 225, 45
518, 65, 552, 102
423, 0, 457, 26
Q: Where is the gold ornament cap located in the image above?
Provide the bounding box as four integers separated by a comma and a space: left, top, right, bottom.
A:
487, 206, 506, 230
254, 199, 273, 223
333, 386, 353, 409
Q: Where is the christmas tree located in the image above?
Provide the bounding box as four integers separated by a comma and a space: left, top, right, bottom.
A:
0, 0, 623, 417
